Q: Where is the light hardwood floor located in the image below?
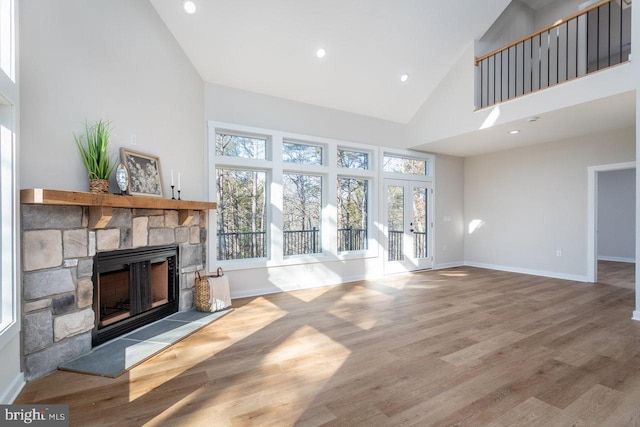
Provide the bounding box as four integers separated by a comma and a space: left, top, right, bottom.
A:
15, 267, 640, 426
598, 261, 635, 289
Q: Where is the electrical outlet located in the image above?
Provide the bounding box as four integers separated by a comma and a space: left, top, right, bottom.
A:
556, 250, 562, 257
130, 134, 137, 145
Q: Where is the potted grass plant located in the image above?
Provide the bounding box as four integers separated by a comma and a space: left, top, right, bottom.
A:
74, 119, 116, 194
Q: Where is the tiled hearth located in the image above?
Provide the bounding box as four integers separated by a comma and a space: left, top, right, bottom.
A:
21, 198, 211, 381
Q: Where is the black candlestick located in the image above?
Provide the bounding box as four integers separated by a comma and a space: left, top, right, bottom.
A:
170, 185, 176, 200
177, 190, 181, 200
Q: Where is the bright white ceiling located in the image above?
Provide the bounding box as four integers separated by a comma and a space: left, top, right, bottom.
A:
150, 0, 635, 158
412, 91, 636, 157
150, 0, 511, 124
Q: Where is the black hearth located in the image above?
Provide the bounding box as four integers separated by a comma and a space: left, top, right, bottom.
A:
92, 245, 179, 346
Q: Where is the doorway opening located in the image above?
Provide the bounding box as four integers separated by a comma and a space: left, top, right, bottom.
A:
587, 162, 636, 284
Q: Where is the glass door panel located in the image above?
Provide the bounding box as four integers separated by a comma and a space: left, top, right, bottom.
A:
387, 185, 404, 261
384, 179, 433, 274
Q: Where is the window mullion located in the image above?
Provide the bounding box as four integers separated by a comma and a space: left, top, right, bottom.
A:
271, 135, 284, 261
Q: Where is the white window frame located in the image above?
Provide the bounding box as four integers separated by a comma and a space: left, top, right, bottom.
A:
207, 121, 380, 272
0, 0, 18, 349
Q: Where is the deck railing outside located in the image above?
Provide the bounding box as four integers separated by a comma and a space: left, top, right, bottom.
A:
217, 228, 369, 259
475, 0, 631, 109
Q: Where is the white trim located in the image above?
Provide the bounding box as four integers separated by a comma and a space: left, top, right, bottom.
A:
587, 161, 636, 283
464, 261, 590, 283
434, 261, 465, 270
633, 311, 640, 321
229, 272, 375, 299
0, 370, 23, 404
597, 256, 635, 263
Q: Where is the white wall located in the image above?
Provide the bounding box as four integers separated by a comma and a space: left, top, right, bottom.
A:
435, 154, 465, 268
20, 0, 205, 199
598, 168, 636, 262
476, 1, 535, 57
205, 83, 406, 149
465, 127, 635, 281
534, 0, 584, 30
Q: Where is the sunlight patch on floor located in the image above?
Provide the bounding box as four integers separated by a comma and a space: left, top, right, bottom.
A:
127, 303, 289, 401
144, 385, 208, 426
192, 325, 350, 423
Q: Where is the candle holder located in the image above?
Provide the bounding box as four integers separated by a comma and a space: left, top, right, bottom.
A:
177, 190, 181, 200
170, 185, 176, 200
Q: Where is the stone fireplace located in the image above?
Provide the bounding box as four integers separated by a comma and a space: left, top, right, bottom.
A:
20, 190, 216, 381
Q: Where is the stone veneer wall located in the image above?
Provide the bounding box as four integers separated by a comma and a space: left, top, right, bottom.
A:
21, 205, 207, 381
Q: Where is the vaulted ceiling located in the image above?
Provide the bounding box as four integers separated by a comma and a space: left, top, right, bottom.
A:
150, 0, 511, 124
150, 0, 635, 157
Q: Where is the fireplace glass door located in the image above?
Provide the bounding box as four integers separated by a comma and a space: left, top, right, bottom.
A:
93, 245, 178, 345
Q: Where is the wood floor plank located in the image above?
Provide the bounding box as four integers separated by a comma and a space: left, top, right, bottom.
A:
14, 265, 640, 426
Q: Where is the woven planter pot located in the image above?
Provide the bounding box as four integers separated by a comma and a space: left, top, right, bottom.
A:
89, 178, 109, 194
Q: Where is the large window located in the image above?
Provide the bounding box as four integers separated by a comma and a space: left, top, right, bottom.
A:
0, 0, 17, 349
216, 168, 267, 260
337, 177, 368, 252
210, 123, 378, 267
283, 174, 322, 255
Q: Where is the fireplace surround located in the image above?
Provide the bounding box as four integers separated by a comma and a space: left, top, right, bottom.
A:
20, 189, 216, 381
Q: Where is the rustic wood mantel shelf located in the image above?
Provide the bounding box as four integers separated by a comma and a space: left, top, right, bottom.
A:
21, 188, 217, 229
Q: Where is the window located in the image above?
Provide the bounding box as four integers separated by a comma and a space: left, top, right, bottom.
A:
283, 141, 323, 165
338, 149, 368, 170
337, 177, 368, 252
0, 0, 14, 81
210, 122, 378, 268
283, 174, 322, 255
383, 155, 429, 175
216, 168, 267, 260
0, 0, 16, 345
216, 132, 267, 159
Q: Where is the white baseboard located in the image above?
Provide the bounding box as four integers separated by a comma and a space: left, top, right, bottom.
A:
597, 256, 635, 263
633, 311, 640, 322
434, 261, 465, 270
0, 372, 24, 404
230, 273, 372, 299
464, 262, 590, 283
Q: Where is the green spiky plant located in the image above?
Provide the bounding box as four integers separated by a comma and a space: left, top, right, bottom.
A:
74, 119, 116, 180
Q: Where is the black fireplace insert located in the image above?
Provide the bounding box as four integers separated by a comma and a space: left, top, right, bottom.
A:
92, 245, 179, 346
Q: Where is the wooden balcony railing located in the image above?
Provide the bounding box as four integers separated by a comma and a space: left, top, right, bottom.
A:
475, 0, 631, 109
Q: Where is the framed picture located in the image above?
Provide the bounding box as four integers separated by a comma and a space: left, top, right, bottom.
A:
120, 148, 164, 197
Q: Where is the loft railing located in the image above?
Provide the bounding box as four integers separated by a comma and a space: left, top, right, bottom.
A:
475, 0, 631, 109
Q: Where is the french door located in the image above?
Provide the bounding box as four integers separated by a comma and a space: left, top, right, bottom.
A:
384, 179, 433, 274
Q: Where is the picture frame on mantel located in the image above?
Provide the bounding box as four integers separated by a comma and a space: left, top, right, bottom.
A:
120, 148, 164, 198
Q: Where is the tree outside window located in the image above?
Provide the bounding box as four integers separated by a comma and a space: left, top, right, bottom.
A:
337, 177, 368, 252
216, 168, 267, 260
283, 174, 322, 255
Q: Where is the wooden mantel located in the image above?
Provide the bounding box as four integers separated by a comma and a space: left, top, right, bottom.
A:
21, 188, 217, 229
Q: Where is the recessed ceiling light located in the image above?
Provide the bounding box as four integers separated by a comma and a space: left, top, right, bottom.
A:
316, 48, 326, 58
527, 116, 539, 122
509, 130, 520, 135
183, 0, 196, 14
400, 73, 409, 82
